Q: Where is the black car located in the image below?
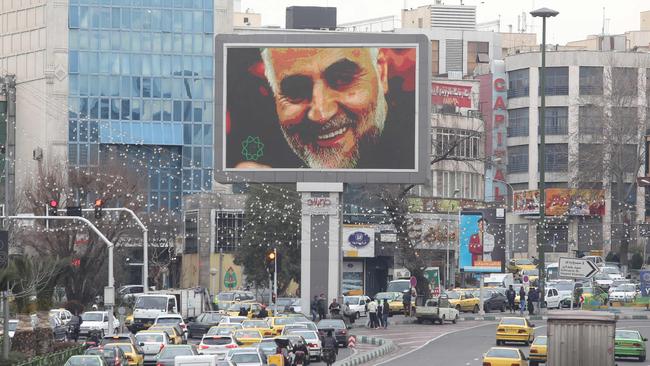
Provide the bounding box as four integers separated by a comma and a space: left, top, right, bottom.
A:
154, 345, 198, 366
187, 312, 223, 339
316, 319, 348, 346
479, 289, 507, 313
85, 346, 129, 366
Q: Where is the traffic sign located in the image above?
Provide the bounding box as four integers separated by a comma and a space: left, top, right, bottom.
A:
522, 275, 530, 284
558, 257, 599, 279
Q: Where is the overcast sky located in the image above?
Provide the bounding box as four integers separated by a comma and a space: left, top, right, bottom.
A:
238, 0, 650, 45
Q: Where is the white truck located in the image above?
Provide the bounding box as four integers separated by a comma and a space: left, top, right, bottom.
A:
174, 355, 219, 366
414, 295, 459, 325
484, 273, 514, 288
130, 288, 211, 332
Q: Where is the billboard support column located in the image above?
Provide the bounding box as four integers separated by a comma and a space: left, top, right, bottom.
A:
298, 183, 344, 317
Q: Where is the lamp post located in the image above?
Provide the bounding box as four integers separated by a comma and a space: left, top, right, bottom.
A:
446, 189, 460, 289
531, 7, 559, 311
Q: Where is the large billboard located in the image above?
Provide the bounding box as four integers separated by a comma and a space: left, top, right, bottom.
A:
513, 189, 605, 217
459, 209, 505, 273
214, 33, 431, 183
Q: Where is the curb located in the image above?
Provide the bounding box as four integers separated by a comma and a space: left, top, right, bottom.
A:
334, 335, 396, 366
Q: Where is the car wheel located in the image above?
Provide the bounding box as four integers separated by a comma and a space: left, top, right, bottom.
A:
640, 353, 646, 362
485, 303, 491, 313
416, 318, 423, 324
441, 315, 446, 324
456, 305, 461, 312
452, 314, 458, 324
356, 312, 360, 319
496, 340, 502, 346
500, 304, 506, 312
473, 305, 479, 314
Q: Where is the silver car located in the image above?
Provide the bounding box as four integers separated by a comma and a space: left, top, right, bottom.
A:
135, 331, 170, 365
226, 349, 265, 366
198, 335, 239, 358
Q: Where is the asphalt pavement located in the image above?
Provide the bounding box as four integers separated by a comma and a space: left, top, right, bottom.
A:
375, 319, 650, 366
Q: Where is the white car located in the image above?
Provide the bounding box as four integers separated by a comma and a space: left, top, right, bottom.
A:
220, 316, 248, 324
154, 314, 187, 340
292, 330, 322, 360
79, 311, 119, 337
134, 331, 170, 364
601, 266, 625, 281
198, 335, 239, 357
543, 287, 562, 309
281, 323, 309, 336
49, 309, 73, 325
226, 349, 266, 366
343, 295, 371, 318
594, 273, 614, 288
609, 283, 637, 303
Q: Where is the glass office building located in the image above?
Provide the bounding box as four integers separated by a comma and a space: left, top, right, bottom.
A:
67, 0, 214, 210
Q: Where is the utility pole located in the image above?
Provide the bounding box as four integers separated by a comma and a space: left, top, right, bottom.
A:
273, 248, 278, 315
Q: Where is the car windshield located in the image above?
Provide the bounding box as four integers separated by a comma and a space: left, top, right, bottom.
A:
486, 348, 520, 359
318, 320, 345, 329
82, 313, 104, 322
258, 341, 277, 351
235, 330, 260, 338
516, 259, 533, 265
343, 296, 360, 304
105, 344, 133, 354
553, 282, 573, 291
602, 267, 620, 275
444, 291, 460, 299
533, 337, 547, 345
203, 337, 233, 345
208, 327, 235, 336
243, 321, 268, 328
159, 346, 193, 358
293, 331, 317, 340
227, 303, 250, 311
522, 269, 539, 276
65, 357, 102, 366
274, 318, 296, 325
276, 298, 294, 306
231, 354, 260, 363
500, 318, 526, 326
135, 296, 167, 310
616, 330, 641, 340
156, 318, 180, 325
614, 284, 636, 292
218, 293, 235, 302
595, 273, 611, 280
136, 334, 163, 343
386, 280, 410, 293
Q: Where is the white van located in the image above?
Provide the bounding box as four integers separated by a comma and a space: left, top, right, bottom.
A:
583, 256, 605, 267
174, 355, 219, 366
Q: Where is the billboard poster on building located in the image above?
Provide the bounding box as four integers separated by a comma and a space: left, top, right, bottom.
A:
214, 33, 431, 184
431, 82, 472, 107
513, 190, 541, 215
459, 209, 505, 272
424, 267, 442, 296
569, 189, 606, 216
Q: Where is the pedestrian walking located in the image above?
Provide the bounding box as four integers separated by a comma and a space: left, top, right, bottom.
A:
506, 285, 516, 313
410, 288, 418, 316
376, 300, 384, 328
402, 290, 412, 317
367, 298, 378, 329
317, 293, 327, 320
69, 312, 81, 342
527, 287, 536, 315
382, 299, 390, 329
519, 287, 526, 315
310, 295, 319, 321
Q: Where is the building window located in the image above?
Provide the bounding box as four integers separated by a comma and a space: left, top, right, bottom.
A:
184, 211, 198, 254
435, 171, 482, 199
540, 67, 568, 96
215, 211, 244, 253
445, 39, 463, 73
507, 108, 529, 137
508, 69, 529, 98
507, 145, 528, 173
579, 66, 603, 95
541, 107, 568, 135
578, 143, 604, 182
431, 40, 439, 76
611, 107, 638, 135
243, 17, 249, 23
431, 128, 481, 160
612, 67, 638, 97
543, 223, 568, 252
467, 41, 489, 75
545, 144, 568, 172
579, 106, 603, 135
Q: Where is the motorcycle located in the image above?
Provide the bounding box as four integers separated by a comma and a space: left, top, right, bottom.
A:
321, 348, 336, 366
293, 350, 307, 366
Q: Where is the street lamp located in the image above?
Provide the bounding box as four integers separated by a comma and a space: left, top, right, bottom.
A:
446, 189, 460, 289
531, 6, 559, 311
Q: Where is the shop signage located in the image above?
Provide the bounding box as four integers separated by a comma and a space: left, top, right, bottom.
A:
348, 231, 371, 247
431, 82, 472, 107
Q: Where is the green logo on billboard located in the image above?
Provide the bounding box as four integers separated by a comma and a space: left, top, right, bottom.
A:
224, 267, 237, 289
241, 136, 264, 161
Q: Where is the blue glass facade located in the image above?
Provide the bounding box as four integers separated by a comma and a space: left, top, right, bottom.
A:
67, 0, 214, 210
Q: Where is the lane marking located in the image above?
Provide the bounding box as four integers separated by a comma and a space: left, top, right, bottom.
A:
373, 322, 497, 366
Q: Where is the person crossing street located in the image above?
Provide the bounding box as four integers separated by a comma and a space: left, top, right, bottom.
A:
506, 285, 516, 313
367, 298, 378, 329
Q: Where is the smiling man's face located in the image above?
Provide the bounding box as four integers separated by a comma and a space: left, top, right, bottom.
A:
262, 47, 389, 168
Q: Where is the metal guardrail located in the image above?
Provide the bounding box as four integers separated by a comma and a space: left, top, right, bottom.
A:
15, 345, 84, 366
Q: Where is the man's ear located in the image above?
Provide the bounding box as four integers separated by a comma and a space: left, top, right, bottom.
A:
377, 49, 389, 94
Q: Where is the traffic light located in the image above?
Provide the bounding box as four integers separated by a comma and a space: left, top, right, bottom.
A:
265, 249, 276, 274
48, 200, 58, 216
94, 198, 104, 218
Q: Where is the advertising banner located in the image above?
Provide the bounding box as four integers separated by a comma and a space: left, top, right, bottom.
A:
545, 188, 571, 216
513, 190, 541, 215
342, 226, 375, 257
459, 209, 505, 273
568, 189, 606, 216
431, 82, 472, 108
641, 270, 650, 297
513, 189, 605, 216
214, 33, 431, 184
423, 267, 442, 296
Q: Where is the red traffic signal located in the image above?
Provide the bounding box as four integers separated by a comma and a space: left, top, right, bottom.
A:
94, 198, 104, 218
48, 199, 58, 216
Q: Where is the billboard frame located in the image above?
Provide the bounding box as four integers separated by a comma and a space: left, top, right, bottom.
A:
214, 33, 431, 184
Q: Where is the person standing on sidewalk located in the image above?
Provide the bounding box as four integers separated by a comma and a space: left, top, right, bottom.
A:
527, 287, 536, 315
381, 299, 390, 329
376, 299, 384, 328
317, 293, 327, 320
367, 298, 378, 329
519, 287, 526, 315
310, 295, 319, 321
506, 285, 516, 313
402, 290, 412, 317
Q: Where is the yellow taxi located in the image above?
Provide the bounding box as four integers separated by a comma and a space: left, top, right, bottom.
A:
225, 302, 271, 318
496, 317, 535, 346
242, 319, 275, 338
104, 343, 144, 366
482, 347, 528, 366
266, 317, 295, 336
446, 290, 480, 313
507, 258, 537, 274
374, 292, 405, 314
529, 336, 547, 365
148, 326, 182, 344
232, 329, 263, 347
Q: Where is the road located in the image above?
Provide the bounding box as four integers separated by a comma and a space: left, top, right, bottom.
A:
378, 319, 650, 366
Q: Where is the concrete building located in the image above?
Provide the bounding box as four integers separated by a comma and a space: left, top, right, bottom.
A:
233, 10, 261, 27
402, 4, 476, 31
337, 16, 399, 33
0, 0, 234, 212
641, 10, 650, 31
504, 50, 650, 262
